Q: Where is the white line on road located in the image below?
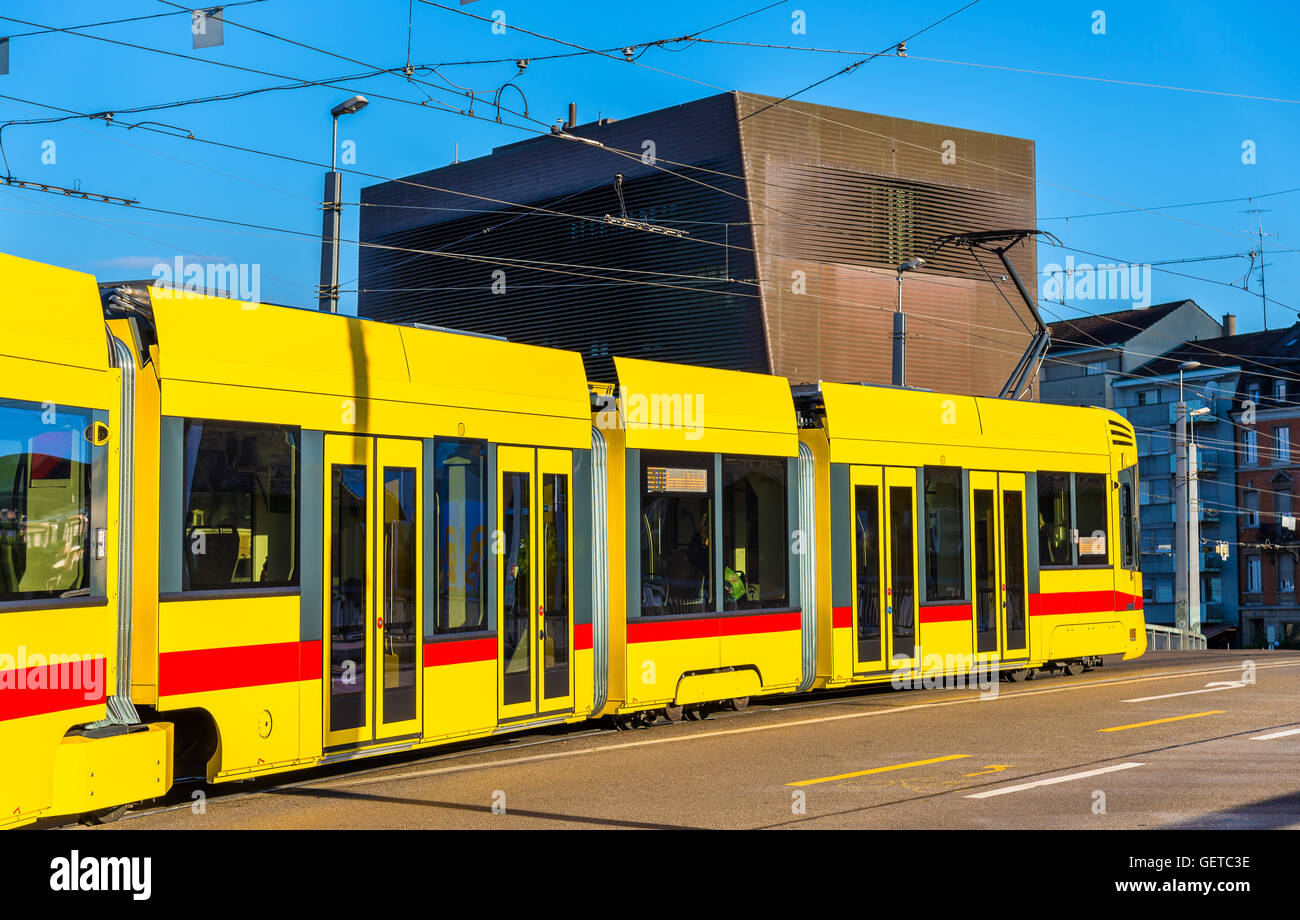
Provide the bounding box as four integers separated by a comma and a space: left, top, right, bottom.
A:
965, 763, 1145, 799
119, 659, 1300, 821
1251, 727, 1300, 740
289, 664, 1299, 794
1123, 680, 1249, 703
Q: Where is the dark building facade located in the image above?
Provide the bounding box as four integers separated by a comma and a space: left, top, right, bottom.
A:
1228, 325, 1300, 648
359, 92, 1039, 393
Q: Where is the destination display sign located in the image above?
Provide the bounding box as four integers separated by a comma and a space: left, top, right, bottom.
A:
646, 466, 709, 493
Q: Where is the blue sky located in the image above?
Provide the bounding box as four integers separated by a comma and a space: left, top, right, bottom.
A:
1, 0, 1296, 332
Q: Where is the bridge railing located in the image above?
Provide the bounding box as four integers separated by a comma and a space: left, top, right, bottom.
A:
1145, 624, 1208, 650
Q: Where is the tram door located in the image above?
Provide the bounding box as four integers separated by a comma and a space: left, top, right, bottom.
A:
970, 472, 1029, 663
497, 446, 574, 722
850, 466, 919, 673
323, 435, 423, 748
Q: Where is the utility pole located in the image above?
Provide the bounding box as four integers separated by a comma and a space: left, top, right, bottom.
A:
1175, 361, 1201, 645
319, 95, 369, 313
1187, 416, 1202, 639
893, 257, 925, 387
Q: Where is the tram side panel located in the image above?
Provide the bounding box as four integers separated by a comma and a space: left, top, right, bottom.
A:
1, 255, 170, 828
604, 358, 805, 717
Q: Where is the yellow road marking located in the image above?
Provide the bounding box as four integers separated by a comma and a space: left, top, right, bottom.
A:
964, 764, 1011, 777
1098, 711, 1226, 733
787, 754, 970, 787
122, 660, 1300, 822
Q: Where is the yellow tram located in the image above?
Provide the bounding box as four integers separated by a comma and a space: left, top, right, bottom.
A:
0, 252, 1144, 827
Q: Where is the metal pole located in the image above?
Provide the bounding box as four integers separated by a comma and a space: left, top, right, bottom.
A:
1174, 370, 1188, 638
319, 114, 341, 312
1188, 428, 1201, 637
892, 272, 906, 387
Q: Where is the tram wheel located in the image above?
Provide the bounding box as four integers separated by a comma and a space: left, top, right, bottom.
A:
78, 804, 128, 826
612, 714, 638, 732
686, 705, 710, 721
1002, 669, 1029, 682
727, 697, 750, 712
637, 710, 657, 728
1061, 661, 1082, 677
663, 704, 685, 722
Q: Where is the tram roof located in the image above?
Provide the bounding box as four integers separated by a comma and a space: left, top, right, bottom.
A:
1, 253, 111, 371
612, 356, 798, 456
146, 287, 590, 421
818, 381, 1125, 456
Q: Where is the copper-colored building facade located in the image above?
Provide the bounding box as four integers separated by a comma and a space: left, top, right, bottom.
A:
359, 92, 1038, 396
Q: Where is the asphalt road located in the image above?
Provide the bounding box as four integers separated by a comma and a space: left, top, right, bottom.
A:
93, 650, 1300, 830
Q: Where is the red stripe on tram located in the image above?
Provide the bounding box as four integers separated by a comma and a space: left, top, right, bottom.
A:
422, 637, 497, 667
0, 657, 108, 721
628, 610, 801, 644
918, 604, 973, 624
158, 641, 316, 696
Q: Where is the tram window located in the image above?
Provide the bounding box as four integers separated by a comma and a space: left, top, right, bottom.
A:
434, 440, 487, 634
0, 399, 95, 601
721, 456, 789, 611
640, 451, 713, 616
1119, 465, 1138, 570
923, 467, 965, 601
181, 420, 299, 590
1075, 474, 1108, 564
1037, 472, 1073, 567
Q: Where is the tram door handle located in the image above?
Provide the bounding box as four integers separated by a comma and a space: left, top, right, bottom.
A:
538, 604, 545, 641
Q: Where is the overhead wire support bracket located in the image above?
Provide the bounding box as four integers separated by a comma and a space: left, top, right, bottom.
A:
925, 228, 1060, 400
602, 172, 689, 238
2, 175, 138, 206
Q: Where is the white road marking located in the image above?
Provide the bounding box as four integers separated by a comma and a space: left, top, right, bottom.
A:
965, 763, 1145, 799
1123, 680, 1250, 703
1251, 727, 1300, 741
279, 663, 1300, 794
118, 659, 1300, 820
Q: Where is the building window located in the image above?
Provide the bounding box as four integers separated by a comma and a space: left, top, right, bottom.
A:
1275, 427, 1291, 463
1086, 361, 1107, 376
1154, 578, 1173, 603
1243, 429, 1258, 465
1137, 389, 1156, 406
1075, 474, 1109, 564
1242, 488, 1260, 527
1249, 383, 1261, 403
640, 451, 713, 616
923, 467, 965, 601
181, 420, 299, 591
1275, 379, 1287, 402
1139, 478, 1151, 505
0, 398, 98, 602
721, 456, 789, 611
1277, 487, 1293, 524
1246, 556, 1262, 593
1278, 554, 1295, 594
433, 440, 487, 634
1037, 472, 1073, 566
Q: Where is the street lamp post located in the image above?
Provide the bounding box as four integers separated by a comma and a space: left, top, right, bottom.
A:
1175, 360, 1202, 646
893, 257, 925, 387
319, 95, 369, 313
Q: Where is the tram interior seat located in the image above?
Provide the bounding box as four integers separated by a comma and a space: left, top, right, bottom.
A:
187, 524, 241, 586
